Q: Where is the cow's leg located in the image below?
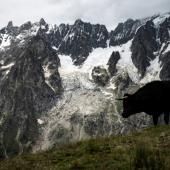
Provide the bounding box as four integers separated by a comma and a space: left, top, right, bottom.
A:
152, 115, 158, 126
164, 113, 169, 125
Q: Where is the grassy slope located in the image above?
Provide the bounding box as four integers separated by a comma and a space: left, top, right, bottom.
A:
0, 126, 170, 170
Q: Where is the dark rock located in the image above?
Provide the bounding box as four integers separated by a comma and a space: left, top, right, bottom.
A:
48, 24, 70, 49
131, 20, 158, 77
20, 21, 32, 31
107, 51, 120, 76
39, 18, 46, 26
109, 19, 141, 46
92, 66, 109, 86
0, 35, 62, 158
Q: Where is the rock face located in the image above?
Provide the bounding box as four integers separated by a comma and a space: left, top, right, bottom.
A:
160, 51, 170, 80
158, 17, 170, 44
0, 34, 62, 158
131, 21, 158, 77
109, 19, 141, 46
107, 51, 120, 76
0, 12, 170, 158
58, 19, 109, 65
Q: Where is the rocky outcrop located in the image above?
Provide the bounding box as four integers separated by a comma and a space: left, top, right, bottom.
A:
131, 21, 158, 77
107, 51, 120, 76
158, 17, 170, 44
160, 51, 170, 80
0, 35, 62, 158
92, 66, 109, 86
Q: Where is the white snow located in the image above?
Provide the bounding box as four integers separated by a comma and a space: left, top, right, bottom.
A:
0, 62, 15, 69
40, 25, 46, 30
140, 56, 161, 84
58, 40, 139, 83
0, 34, 11, 50
37, 119, 44, 125
81, 47, 114, 72
58, 38, 162, 88
0, 60, 4, 65
43, 65, 56, 92
163, 43, 170, 54
52, 46, 58, 51
160, 43, 166, 53
153, 13, 170, 28
46, 24, 54, 34
58, 54, 79, 75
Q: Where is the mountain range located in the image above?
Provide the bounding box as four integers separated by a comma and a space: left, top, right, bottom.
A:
0, 12, 170, 158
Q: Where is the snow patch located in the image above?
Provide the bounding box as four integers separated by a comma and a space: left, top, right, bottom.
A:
117, 40, 140, 83
0, 34, 11, 50
52, 46, 58, 51
37, 119, 44, 125
163, 43, 170, 54
0, 62, 15, 69
153, 13, 170, 28
58, 54, 79, 76
140, 56, 161, 84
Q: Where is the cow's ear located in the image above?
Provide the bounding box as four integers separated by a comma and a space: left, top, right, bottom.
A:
124, 93, 131, 97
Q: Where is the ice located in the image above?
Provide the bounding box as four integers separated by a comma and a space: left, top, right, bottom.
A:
81, 46, 116, 73
52, 46, 58, 51
58, 55, 79, 75
0, 62, 15, 69
58, 40, 140, 83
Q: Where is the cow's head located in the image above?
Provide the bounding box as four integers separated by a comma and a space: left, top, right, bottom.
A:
116, 93, 137, 118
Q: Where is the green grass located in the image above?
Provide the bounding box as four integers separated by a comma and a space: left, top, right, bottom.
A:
0, 126, 170, 170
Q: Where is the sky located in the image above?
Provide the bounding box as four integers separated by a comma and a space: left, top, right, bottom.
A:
0, 0, 169, 30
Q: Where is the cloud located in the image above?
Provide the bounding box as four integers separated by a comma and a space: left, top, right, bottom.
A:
0, 0, 169, 30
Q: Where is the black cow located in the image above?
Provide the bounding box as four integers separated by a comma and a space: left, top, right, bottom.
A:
118, 81, 170, 125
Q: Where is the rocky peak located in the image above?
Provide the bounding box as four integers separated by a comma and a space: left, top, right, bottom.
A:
7, 21, 13, 28
39, 18, 46, 26
109, 18, 140, 46
3, 21, 19, 36
19, 21, 32, 31
74, 19, 84, 26
107, 51, 120, 76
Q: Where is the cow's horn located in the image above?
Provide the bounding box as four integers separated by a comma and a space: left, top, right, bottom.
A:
115, 98, 124, 100
116, 96, 128, 100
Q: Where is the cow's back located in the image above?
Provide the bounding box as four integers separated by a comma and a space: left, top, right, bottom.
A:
133, 81, 170, 111
135, 81, 170, 97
